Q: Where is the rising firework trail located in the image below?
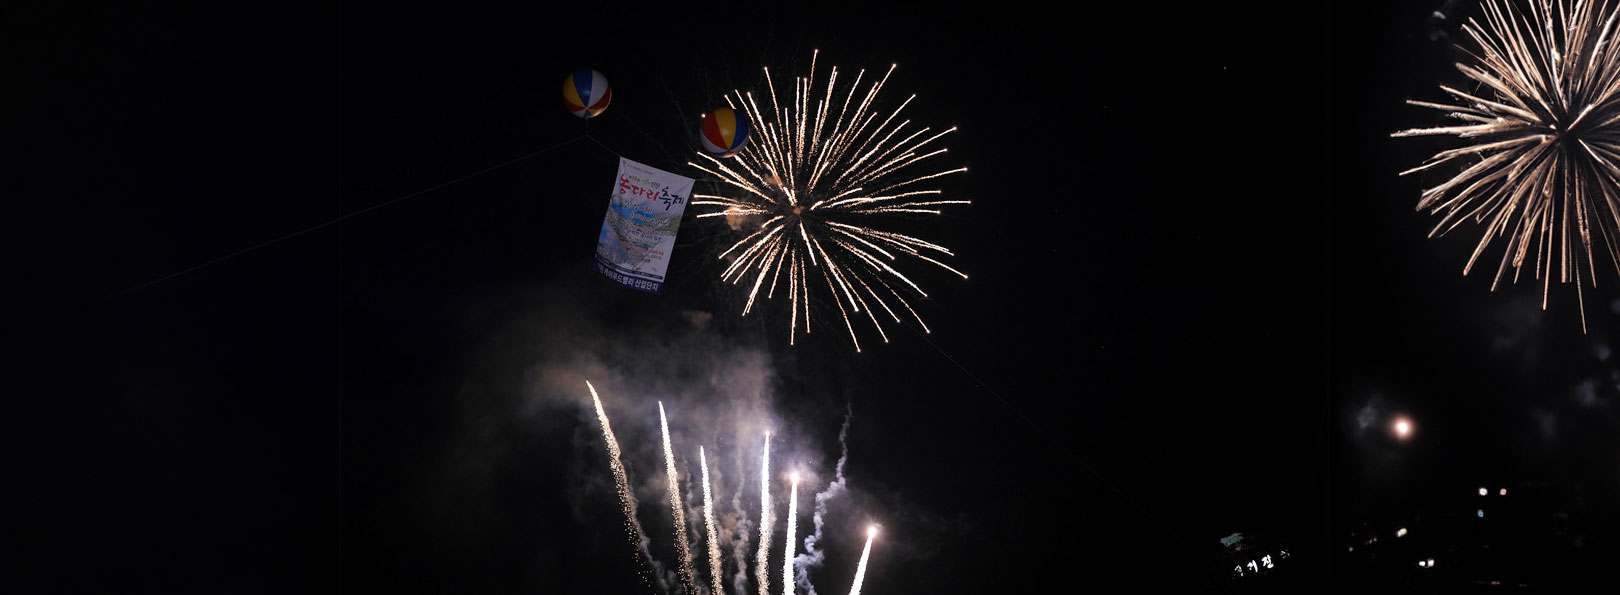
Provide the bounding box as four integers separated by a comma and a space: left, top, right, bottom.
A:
756, 433, 773, 595
659, 402, 697, 594
847, 527, 877, 595
587, 381, 661, 593
690, 50, 971, 350
700, 446, 724, 595
782, 473, 800, 595
1394, 0, 1620, 329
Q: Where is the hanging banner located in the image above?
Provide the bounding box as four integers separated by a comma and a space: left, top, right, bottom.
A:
594, 157, 693, 294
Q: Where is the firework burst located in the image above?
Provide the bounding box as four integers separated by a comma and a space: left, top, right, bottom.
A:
1395, 0, 1620, 329
690, 50, 970, 350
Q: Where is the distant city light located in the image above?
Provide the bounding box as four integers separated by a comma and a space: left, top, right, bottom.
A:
1479, 487, 1489, 496
1393, 418, 1413, 439
1418, 560, 1427, 568
1348, 546, 1355, 552
1427, 558, 1436, 567
1478, 509, 1485, 518
1499, 488, 1508, 496
1396, 527, 1408, 538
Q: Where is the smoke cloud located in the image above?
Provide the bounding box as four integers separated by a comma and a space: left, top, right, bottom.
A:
430, 273, 883, 594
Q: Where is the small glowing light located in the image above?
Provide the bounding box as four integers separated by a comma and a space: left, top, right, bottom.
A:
1393, 417, 1414, 439
790, 471, 800, 483
867, 525, 878, 538
1479, 487, 1489, 496
1396, 527, 1408, 538
1478, 509, 1485, 518
1418, 560, 1427, 568
1427, 558, 1436, 568
1499, 488, 1508, 496
1347, 546, 1355, 552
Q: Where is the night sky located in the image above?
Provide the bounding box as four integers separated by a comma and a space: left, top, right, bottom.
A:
10, 2, 1617, 593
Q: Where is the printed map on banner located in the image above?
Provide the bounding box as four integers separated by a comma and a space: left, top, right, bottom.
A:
594, 157, 694, 294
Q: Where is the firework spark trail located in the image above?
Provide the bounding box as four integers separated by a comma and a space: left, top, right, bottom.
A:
847, 527, 877, 595
1394, 0, 1620, 330
587, 381, 663, 593
700, 447, 724, 595
659, 402, 697, 594
794, 408, 852, 595
690, 50, 970, 348
782, 473, 800, 595
755, 433, 773, 595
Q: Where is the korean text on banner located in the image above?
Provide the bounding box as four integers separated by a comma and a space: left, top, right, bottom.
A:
594, 157, 694, 294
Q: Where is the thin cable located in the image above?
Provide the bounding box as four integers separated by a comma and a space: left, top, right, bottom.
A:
96, 135, 587, 302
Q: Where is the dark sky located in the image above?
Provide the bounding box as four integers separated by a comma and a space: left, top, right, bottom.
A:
9, 1, 1616, 593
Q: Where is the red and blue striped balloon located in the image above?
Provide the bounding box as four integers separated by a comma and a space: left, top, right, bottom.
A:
700, 107, 750, 157
562, 69, 611, 118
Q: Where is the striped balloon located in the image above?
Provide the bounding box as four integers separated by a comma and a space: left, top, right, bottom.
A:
699, 107, 750, 157
562, 69, 611, 118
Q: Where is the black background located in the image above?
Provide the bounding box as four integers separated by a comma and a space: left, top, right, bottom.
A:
9, 1, 1616, 593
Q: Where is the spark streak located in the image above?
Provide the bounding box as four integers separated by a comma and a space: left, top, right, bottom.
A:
1395, 0, 1620, 329
700, 446, 724, 595
659, 402, 697, 594
756, 433, 773, 595
587, 381, 660, 592
782, 473, 800, 595
847, 527, 877, 595
691, 50, 970, 349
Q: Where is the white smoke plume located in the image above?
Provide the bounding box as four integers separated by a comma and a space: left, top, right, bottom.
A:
793, 406, 852, 595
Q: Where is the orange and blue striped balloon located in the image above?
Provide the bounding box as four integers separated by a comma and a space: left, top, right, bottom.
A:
699, 107, 750, 157
562, 69, 611, 118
